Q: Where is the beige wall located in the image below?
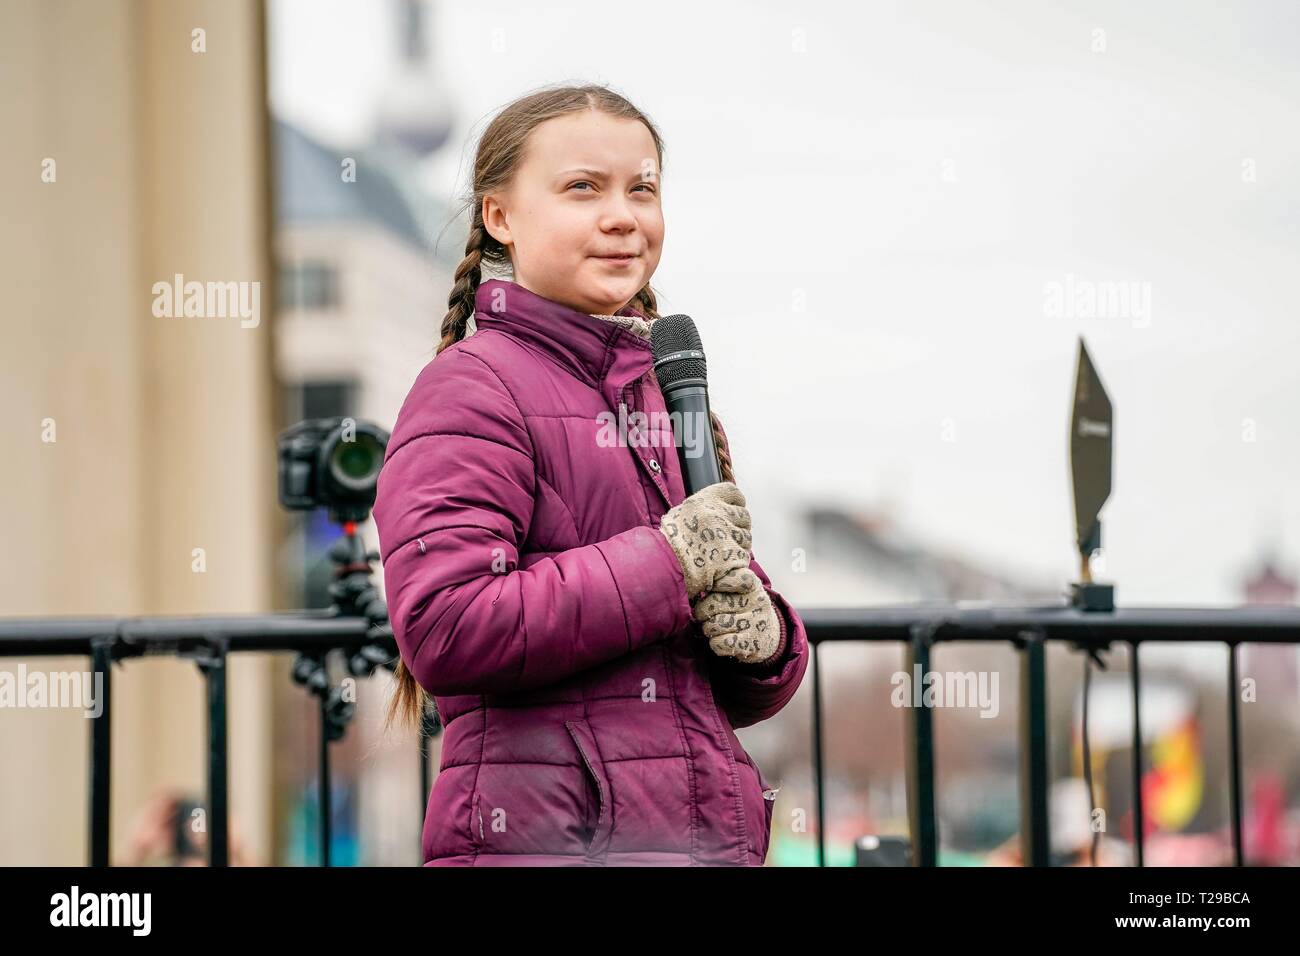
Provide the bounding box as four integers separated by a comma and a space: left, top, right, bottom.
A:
0, 0, 278, 864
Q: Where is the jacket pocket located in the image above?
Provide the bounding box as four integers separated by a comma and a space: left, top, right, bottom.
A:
564, 718, 614, 857
469, 791, 486, 850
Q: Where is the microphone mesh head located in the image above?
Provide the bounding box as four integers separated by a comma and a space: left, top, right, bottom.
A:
651, 313, 708, 387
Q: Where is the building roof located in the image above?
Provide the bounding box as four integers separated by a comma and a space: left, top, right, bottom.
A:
273, 117, 453, 258
807, 505, 1060, 602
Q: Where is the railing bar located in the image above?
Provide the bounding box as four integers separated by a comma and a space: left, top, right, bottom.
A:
10, 605, 1300, 656
905, 628, 938, 866
1227, 642, 1244, 867
811, 637, 825, 868
203, 638, 230, 867
319, 661, 332, 868
88, 637, 113, 867
1018, 630, 1050, 866
1130, 640, 1145, 867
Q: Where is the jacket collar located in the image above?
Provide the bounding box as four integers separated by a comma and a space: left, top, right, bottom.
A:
473, 279, 652, 388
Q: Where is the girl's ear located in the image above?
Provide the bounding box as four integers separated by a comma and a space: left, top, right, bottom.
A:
482, 192, 513, 250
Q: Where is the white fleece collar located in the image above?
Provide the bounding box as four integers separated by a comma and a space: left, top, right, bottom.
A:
589, 311, 652, 340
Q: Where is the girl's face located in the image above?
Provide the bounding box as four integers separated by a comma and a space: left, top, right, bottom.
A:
483, 109, 664, 316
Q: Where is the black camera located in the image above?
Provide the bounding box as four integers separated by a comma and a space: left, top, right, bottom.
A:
278, 417, 390, 523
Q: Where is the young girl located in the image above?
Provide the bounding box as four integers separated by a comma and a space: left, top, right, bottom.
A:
373, 84, 808, 866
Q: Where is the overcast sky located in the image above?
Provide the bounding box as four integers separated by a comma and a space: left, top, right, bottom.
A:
269, 0, 1300, 606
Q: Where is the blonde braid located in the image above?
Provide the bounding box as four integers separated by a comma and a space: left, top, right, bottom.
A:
437, 219, 491, 354
709, 410, 736, 484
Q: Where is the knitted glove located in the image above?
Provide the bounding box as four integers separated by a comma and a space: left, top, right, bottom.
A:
659, 482, 753, 597
691, 567, 784, 664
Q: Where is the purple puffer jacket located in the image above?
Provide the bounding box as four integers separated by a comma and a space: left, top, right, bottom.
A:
372, 278, 809, 866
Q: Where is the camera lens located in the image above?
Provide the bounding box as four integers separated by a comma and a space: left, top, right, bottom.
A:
329, 432, 384, 491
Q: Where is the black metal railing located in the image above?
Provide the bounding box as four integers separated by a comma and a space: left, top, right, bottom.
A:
0, 612, 400, 867
798, 602, 1300, 867
3, 601, 1298, 866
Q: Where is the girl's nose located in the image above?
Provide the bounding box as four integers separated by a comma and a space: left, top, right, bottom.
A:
598, 197, 638, 231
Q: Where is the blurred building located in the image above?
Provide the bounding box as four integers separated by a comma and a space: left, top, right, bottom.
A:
1240, 546, 1299, 696
272, 117, 452, 611
372, 0, 455, 157
789, 504, 1061, 607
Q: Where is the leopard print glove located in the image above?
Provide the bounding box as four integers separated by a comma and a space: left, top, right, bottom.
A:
659, 481, 753, 596
691, 567, 783, 664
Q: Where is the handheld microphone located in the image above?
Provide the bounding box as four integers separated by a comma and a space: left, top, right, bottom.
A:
651, 314, 722, 494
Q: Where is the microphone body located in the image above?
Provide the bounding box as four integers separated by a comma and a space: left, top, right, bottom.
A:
663, 382, 720, 494
651, 315, 722, 495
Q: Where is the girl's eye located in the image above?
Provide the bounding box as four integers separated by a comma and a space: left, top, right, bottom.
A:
568, 181, 656, 194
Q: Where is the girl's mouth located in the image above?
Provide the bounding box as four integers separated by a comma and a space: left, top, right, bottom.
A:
592, 253, 638, 266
